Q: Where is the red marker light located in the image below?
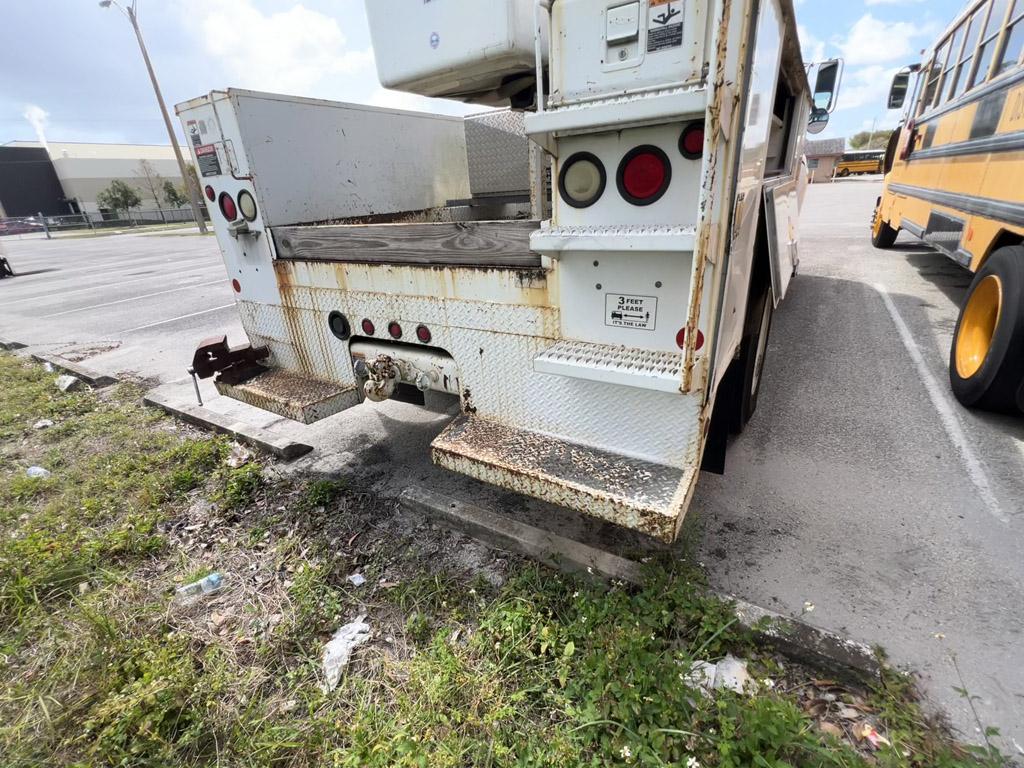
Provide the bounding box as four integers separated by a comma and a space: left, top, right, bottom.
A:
388, 321, 403, 339
618, 146, 671, 205
204, 185, 216, 202
676, 327, 705, 351
219, 192, 237, 221
231, 279, 241, 293
361, 318, 376, 336
680, 122, 705, 159
416, 324, 432, 343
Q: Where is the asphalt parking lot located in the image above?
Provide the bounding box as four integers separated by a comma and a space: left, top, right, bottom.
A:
1, 182, 1022, 747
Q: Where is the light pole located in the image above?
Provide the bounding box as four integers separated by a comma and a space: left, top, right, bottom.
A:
99, 0, 208, 233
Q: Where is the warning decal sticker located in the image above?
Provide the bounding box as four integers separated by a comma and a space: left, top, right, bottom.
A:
606, 293, 657, 331
187, 120, 202, 147
647, 0, 683, 53
195, 144, 222, 177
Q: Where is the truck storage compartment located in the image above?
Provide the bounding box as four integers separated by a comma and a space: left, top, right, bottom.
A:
365, 0, 543, 105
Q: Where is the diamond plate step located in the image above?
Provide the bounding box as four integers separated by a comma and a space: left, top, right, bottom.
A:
531, 225, 696, 255
431, 415, 695, 542
534, 339, 683, 392
215, 368, 359, 424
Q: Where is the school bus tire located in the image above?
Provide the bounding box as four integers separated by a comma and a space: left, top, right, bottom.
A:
837, 168, 851, 178
949, 246, 1024, 414
872, 219, 898, 249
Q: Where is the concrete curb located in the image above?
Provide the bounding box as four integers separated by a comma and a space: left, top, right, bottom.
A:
400, 485, 882, 686
31, 353, 117, 388
143, 391, 313, 461
0, 338, 27, 351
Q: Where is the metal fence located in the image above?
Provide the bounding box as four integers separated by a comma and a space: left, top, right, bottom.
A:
0, 207, 209, 239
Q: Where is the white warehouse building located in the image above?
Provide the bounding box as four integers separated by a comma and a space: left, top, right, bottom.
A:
2, 140, 187, 214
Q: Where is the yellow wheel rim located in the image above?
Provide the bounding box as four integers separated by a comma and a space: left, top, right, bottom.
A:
955, 275, 1003, 379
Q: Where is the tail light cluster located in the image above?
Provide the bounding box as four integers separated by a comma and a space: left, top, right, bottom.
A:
209, 188, 258, 223
353, 317, 433, 345
558, 121, 704, 209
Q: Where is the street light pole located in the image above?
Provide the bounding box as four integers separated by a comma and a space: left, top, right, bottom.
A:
100, 0, 208, 233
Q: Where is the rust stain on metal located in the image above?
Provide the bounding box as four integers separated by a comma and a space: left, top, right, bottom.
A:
431, 416, 693, 542
216, 367, 358, 424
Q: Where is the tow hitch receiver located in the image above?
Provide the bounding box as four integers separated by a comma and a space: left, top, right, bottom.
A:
190, 335, 269, 385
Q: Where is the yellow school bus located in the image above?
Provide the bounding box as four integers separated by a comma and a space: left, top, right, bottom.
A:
836, 150, 883, 177
873, 0, 1024, 414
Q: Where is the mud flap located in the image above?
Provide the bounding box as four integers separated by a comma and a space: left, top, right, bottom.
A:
701, 361, 741, 475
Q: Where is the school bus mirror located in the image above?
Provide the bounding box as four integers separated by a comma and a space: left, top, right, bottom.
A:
888, 71, 912, 110
812, 59, 843, 114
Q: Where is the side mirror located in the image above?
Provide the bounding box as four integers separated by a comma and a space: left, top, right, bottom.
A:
807, 108, 829, 134
887, 65, 919, 110
809, 59, 844, 114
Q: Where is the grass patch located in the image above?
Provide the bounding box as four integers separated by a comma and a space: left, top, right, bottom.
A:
0, 352, 1010, 767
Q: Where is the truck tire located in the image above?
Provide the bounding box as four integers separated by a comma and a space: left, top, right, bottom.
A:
729, 278, 774, 433
872, 219, 898, 249
949, 245, 1024, 413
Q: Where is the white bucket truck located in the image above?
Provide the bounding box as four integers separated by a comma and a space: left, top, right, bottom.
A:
176, 0, 839, 542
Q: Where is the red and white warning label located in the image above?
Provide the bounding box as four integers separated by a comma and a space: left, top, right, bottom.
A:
195, 143, 222, 177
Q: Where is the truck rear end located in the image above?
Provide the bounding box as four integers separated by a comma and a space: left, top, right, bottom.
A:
178, 0, 819, 542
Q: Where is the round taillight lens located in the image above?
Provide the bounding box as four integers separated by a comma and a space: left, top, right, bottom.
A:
416, 324, 432, 343
218, 192, 237, 221
617, 145, 671, 206
361, 318, 375, 336
676, 327, 705, 351
238, 190, 257, 221
388, 321, 402, 339
680, 122, 705, 159
559, 152, 606, 208
204, 185, 215, 202
231, 279, 241, 293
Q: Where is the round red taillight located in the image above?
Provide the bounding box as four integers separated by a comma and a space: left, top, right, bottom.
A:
388, 321, 402, 339
617, 146, 671, 206
676, 327, 705, 351
680, 122, 705, 159
231, 279, 241, 293
416, 324, 431, 343
204, 185, 216, 202
361, 318, 375, 336
219, 192, 238, 221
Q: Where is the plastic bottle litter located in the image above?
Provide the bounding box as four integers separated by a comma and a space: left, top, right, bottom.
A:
347, 573, 366, 587
175, 572, 223, 600
26, 466, 51, 479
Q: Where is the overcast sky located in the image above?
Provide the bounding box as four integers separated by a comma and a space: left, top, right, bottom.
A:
1, 0, 969, 147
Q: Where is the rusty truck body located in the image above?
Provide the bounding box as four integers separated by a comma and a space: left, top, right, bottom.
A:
176, 0, 839, 542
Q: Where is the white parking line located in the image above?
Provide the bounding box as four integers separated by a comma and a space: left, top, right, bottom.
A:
40, 279, 225, 318
1, 264, 223, 306
120, 303, 235, 334
874, 282, 1008, 524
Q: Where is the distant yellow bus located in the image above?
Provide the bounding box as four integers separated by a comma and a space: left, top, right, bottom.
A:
873, 0, 1024, 414
835, 150, 883, 177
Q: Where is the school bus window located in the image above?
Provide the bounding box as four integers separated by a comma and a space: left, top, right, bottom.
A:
937, 23, 968, 105
997, 1, 1024, 74
971, 0, 1010, 88
920, 59, 941, 112
948, 10, 982, 100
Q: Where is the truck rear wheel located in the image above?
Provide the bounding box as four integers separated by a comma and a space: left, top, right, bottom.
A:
728, 279, 775, 434
949, 246, 1024, 413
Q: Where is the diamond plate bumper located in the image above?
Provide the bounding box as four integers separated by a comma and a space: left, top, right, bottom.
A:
431, 414, 697, 542
215, 368, 360, 424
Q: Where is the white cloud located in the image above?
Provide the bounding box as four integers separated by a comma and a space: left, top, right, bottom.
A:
833, 14, 931, 67
832, 64, 899, 111
185, 0, 374, 96
368, 88, 479, 117
798, 24, 826, 62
